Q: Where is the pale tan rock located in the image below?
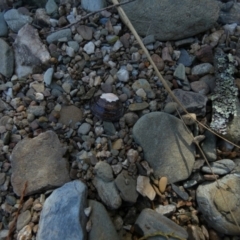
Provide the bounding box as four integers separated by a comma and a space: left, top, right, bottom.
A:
158, 176, 168, 193
137, 176, 156, 200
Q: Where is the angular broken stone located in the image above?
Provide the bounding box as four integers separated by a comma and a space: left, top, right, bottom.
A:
136, 175, 156, 200
11, 131, 70, 196
13, 24, 51, 79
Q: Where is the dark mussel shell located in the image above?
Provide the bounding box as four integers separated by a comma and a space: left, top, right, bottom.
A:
91, 93, 124, 121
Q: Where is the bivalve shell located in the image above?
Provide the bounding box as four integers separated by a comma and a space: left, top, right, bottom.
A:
91, 93, 124, 121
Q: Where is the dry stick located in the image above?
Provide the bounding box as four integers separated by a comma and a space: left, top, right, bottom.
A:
177, 109, 240, 232
111, 0, 240, 236
111, 0, 240, 150
45, 0, 136, 34
7, 182, 28, 240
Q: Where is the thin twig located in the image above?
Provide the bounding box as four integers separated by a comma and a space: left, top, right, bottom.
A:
7, 182, 28, 240
45, 0, 136, 34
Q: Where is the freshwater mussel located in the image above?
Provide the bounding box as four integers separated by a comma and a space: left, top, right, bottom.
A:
91, 93, 124, 122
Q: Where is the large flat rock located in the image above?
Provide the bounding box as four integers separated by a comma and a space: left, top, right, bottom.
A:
120, 0, 219, 41
197, 174, 240, 235
11, 131, 70, 196
133, 112, 195, 183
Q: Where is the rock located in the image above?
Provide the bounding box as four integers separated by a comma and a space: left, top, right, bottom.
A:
58, 105, 83, 128
155, 204, 176, 217
0, 38, 14, 78
94, 161, 114, 182
197, 174, 240, 235
81, 0, 107, 12
17, 210, 31, 231
132, 79, 155, 99
163, 102, 178, 114
174, 63, 185, 81
11, 131, 70, 196
117, 69, 129, 82
88, 200, 120, 240
177, 49, 193, 67
190, 80, 210, 95
0, 12, 8, 37
120, 0, 219, 41
78, 123, 91, 135
136, 175, 156, 200
151, 54, 164, 71
46, 29, 72, 44
43, 68, 54, 86
27, 105, 45, 116
201, 130, 217, 162
201, 159, 235, 175
199, 74, 216, 92
37, 180, 87, 240
124, 112, 139, 127
158, 176, 168, 193
133, 112, 195, 183
129, 102, 149, 111
45, 0, 58, 16
115, 170, 138, 203
17, 225, 32, 240
93, 176, 122, 209
219, 2, 240, 24
83, 41, 95, 54
0, 230, 8, 239
77, 25, 93, 40
195, 45, 213, 63
4, 9, 32, 32
171, 184, 189, 201
14, 24, 51, 79
134, 208, 188, 239
192, 63, 214, 76
166, 89, 208, 116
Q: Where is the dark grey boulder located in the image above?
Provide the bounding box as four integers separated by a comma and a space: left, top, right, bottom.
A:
37, 180, 88, 240
120, 0, 219, 41
133, 112, 195, 183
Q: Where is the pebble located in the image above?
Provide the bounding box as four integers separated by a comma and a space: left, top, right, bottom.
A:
135, 208, 188, 239
17, 225, 32, 240
45, 0, 58, 15
17, 210, 32, 231
88, 200, 120, 240
115, 170, 138, 203
155, 204, 176, 216
0, 12, 8, 37
201, 159, 235, 175
158, 176, 168, 193
190, 80, 210, 95
191, 63, 214, 75
132, 79, 155, 98
171, 183, 189, 201
129, 102, 149, 111
0, 39, 14, 78
83, 42, 95, 54
4, 9, 32, 32
201, 130, 217, 162
117, 69, 129, 82
46, 29, 72, 44
78, 123, 91, 135
174, 63, 186, 81
177, 48, 193, 66
94, 161, 114, 182
136, 176, 156, 200
43, 68, 54, 86
81, 0, 107, 12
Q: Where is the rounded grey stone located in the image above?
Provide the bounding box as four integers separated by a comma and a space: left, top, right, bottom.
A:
78, 123, 91, 135
133, 112, 195, 183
